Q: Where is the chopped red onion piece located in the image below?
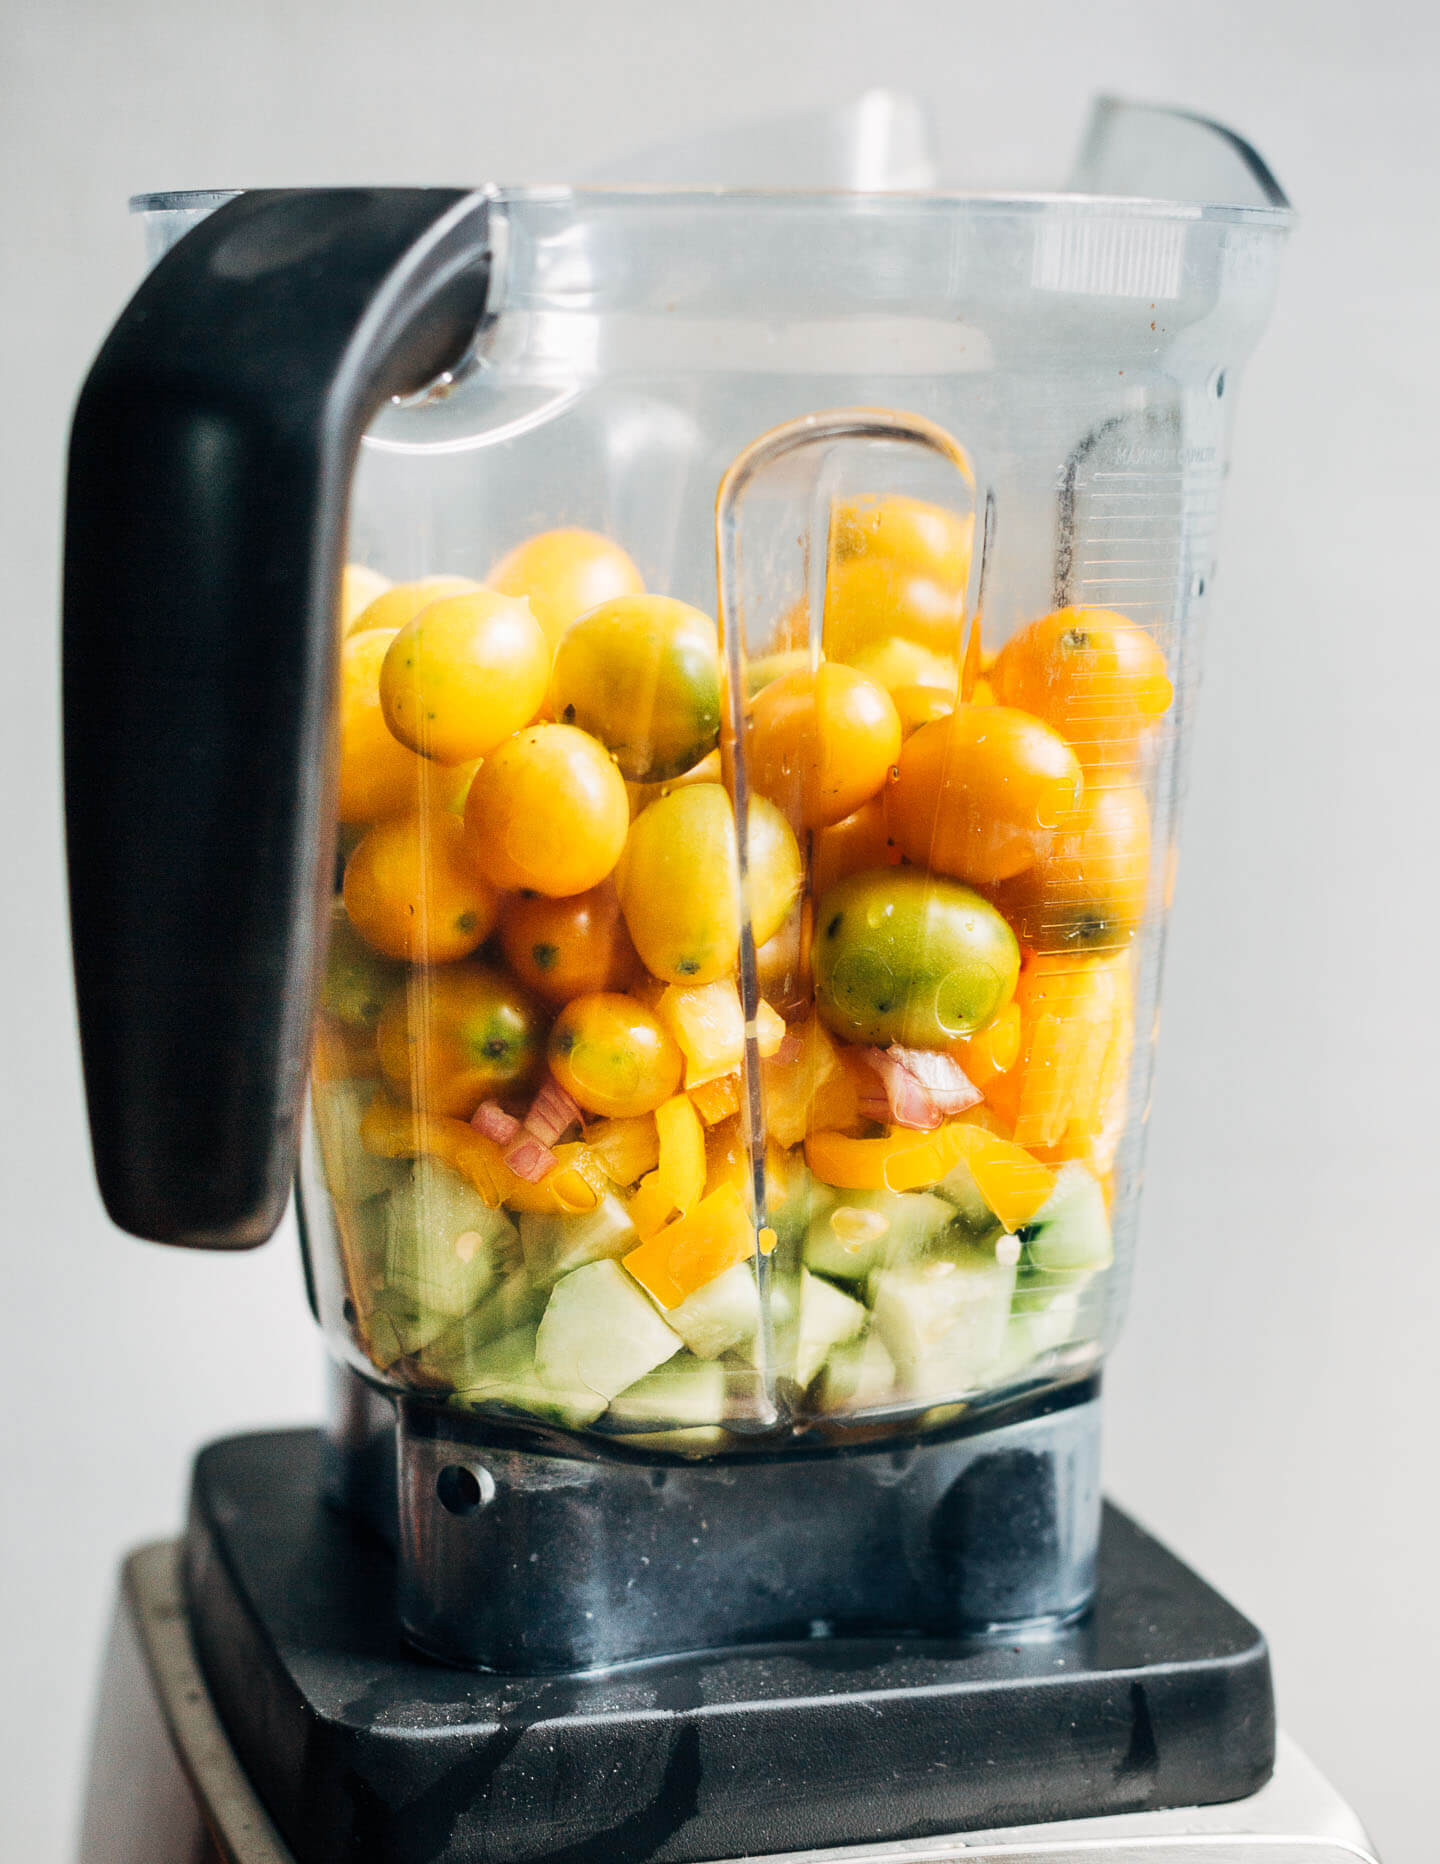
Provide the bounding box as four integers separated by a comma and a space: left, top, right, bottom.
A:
472, 1101, 521, 1144
860, 1045, 982, 1132
522, 1077, 582, 1148
503, 1133, 559, 1183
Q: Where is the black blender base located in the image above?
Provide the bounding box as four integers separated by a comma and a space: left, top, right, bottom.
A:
185, 1429, 1274, 1864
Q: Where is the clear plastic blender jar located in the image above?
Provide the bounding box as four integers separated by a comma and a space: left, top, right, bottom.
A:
67, 98, 1291, 1667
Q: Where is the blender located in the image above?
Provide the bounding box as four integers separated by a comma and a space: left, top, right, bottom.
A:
64, 96, 1378, 1862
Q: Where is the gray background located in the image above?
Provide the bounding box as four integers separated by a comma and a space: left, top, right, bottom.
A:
2, 1, 1436, 1859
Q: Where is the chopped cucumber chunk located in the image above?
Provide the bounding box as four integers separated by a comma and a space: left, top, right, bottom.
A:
1020, 1163, 1113, 1274
768, 1164, 833, 1250
419, 1265, 546, 1384
447, 1324, 607, 1427
870, 1245, 1017, 1400
609, 1355, 730, 1429
818, 1329, 897, 1412
383, 1161, 516, 1319
988, 1288, 1085, 1385
804, 1188, 956, 1284
934, 1156, 1006, 1238
667, 1261, 760, 1360
314, 1079, 409, 1203
520, 1195, 638, 1288
794, 1270, 867, 1389
535, 1260, 681, 1402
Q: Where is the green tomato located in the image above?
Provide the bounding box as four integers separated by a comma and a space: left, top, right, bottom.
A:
811, 868, 1020, 1047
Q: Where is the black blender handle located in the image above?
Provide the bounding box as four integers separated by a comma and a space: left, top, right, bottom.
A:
63, 188, 493, 1248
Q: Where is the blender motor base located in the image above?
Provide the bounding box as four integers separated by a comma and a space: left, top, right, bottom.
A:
185, 1429, 1274, 1864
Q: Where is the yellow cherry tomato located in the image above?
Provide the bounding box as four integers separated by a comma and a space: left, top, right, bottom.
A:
890, 681, 956, 740
347, 574, 478, 639
551, 595, 721, 781
754, 899, 812, 1022
821, 495, 973, 663
887, 705, 1084, 886
991, 607, 1173, 774
487, 528, 644, 649
843, 635, 959, 695
988, 783, 1151, 954
748, 662, 901, 829
376, 963, 546, 1118
380, 590, 550, 764
830, 494, 974, 586
811, 794, 902, 897
342, 811, 501, 964
337, 629, 473, 825
498, 881, 640, 1005
617, 784, 802, 985
464, 723, 629, 897
340, 564, 392, 631
625, 747, 723, 818
549, 992, 683, 1118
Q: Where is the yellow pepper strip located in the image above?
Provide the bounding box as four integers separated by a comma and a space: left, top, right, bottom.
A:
950, 1125, 1057, 1232
689, 1072, 740, 1126
583, 1114, 660, 1187
805, 1119, 1055, 1230
624, 1183, 756, 1309
1011, 954, 1128, 1151
627, 1171, 679, 1240
950, 999, 1022, 1091
655, 1095, 706, 1218
656, 979, 786, 1088
359, 1095, 600, 1214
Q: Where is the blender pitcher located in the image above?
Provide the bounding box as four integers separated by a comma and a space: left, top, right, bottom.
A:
64, 99, 1292, 1672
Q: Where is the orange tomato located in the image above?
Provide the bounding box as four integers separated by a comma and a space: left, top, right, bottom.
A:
887, 704, 1083, 886
890, 682, 956, 740
347, 574, 478, 639
747, 662, 901, 829
822, 494, 973, 663
991, 607, 1173, 773
487, 528, 644, 649
548, 992, 683, 1119
811, 794, 901, 896
375, 963, 546, 1118
380, 589, 550, 763
988, 784, 1151, 954
342, 812, 501, 964
337, 629, 473, 825
498, 881, 639, 1005
465, 724, 629, 897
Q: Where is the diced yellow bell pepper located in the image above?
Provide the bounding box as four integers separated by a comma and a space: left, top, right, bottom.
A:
627, 1170, 680, 1239
762, 1016, 841, 1149
359, 1096, 601, 1214
655, 979, 785, 1088
689, 1072, 741, 1125
623, 1183, 756, 1309
805, 1119, 1054, 1230
654, 1095, 706, 1218
584, 1114, 661, 1187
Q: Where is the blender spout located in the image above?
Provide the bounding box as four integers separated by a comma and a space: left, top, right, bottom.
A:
1070, 96, 1294, 213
